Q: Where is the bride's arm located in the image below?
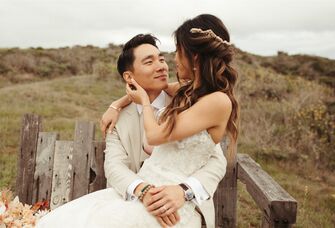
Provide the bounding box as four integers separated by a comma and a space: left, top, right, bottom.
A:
164, 81, 180, 97
127, 79, 232, 145
100, 95, 131, 138
101, 81, 179, 137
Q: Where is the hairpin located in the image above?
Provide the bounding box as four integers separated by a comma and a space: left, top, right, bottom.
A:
190, 28, 231, 46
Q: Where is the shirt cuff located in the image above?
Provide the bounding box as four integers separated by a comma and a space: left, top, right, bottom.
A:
126, 179, 144, 201
184, 177, 210, 206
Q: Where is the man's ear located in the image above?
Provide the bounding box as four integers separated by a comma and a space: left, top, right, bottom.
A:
123, 71, 133, 84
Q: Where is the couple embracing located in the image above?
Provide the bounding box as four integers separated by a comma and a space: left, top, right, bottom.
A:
37, 14, 239, 228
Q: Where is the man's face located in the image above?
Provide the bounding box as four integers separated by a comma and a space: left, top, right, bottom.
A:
130, 44, 169, 92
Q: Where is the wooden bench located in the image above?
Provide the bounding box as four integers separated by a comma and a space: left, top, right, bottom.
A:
16, 114, 297, 227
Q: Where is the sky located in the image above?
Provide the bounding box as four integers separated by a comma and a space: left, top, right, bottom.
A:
1, 0, 335, 59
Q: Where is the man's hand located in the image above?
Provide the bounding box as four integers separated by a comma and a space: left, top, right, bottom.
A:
145, 185, 185, 217
135, 183, 180, 227
139, 185, 180, 227
156, 211, 180, 227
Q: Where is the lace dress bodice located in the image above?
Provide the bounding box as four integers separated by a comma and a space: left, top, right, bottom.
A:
138, 130, 217, 185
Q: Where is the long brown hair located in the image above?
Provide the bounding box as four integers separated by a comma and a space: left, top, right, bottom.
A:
160, 14, 239, 164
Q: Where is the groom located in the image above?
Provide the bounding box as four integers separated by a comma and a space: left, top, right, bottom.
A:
101, 34, 226, 227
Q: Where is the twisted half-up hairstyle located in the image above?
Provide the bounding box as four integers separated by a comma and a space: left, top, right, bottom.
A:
160, 14, 239, 165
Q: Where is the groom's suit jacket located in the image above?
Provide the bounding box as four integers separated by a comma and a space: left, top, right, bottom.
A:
104, 96, 227, 228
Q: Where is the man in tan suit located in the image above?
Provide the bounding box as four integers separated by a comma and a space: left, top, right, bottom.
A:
101, 34, 226, 227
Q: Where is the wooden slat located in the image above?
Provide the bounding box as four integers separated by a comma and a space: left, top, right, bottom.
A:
88, 141, 107, 193
50, 141, 74, 210
262, 212, 271, 228
33, 132, 59, 204
237, 154, 297, 226
215, 139, 237, 228
71, 121, 95, 200
16, 113, 42, 205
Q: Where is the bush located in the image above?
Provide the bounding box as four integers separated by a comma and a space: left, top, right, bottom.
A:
0, 60, 10, 74
293, 103, 335, 170
93, 62, 114, 80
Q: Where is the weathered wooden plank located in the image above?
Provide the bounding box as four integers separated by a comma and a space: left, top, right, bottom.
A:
50, 141, 73, 210
71, 121, 95, 200
89, 141, 107, 193
237, 153, 297, 226
262, 214, 271, 228
16, 113, 42, 205
261, 202, 295, 228
33, 132, 59, 204
215, 139, 237, 228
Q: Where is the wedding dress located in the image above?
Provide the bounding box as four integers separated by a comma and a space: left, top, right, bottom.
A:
37, 130, 218, 227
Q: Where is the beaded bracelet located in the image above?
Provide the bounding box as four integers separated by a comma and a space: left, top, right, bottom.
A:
138, 184, 154, 201
138, 184, 151, 198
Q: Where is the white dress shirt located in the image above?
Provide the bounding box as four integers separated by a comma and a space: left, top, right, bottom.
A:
126, 91, 210, 206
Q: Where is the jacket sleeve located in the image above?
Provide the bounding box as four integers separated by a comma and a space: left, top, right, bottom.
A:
104, 127, 141, 199
190, 144, 227, 198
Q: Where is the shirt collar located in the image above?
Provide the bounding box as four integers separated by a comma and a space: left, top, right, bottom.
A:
136, 91, 167, 114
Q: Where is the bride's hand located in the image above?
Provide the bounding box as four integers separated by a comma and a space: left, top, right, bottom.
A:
100, 105, 120, 139
126, 79, 149, 105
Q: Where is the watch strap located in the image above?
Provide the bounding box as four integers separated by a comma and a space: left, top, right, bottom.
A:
179, 183, 189, 191
179, 183, 194, 201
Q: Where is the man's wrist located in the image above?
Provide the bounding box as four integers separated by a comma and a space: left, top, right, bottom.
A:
134, 182, 148, 197
179, 183, 195, 201
138, 184, 154, 202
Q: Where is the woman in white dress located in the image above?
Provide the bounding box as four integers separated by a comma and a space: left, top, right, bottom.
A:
37, 14, 239, 228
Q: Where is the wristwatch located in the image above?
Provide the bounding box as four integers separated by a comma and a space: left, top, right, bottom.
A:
179, 183, 195, 201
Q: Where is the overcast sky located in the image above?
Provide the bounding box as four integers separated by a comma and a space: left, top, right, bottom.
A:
1, 0, 334, 59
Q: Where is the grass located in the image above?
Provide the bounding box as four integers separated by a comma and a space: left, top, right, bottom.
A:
236, 150, 335, 227
0, 67, 334, 226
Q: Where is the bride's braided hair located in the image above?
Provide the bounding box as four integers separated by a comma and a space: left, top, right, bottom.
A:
160, 14, 239, 164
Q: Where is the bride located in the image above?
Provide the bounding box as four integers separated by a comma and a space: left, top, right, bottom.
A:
37, 14, 239, 228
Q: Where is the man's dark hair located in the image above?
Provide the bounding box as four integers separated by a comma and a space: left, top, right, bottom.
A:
117, 34, 159, 78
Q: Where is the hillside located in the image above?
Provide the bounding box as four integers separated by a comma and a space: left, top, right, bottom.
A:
0, 46, 334, 226
239, 49, 334, 80
1, 45, 334, 89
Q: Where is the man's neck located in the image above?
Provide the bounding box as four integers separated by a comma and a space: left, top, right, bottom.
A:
147, 90, 163, 103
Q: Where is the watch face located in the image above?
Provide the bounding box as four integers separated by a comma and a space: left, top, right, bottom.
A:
185, 190, 194, 201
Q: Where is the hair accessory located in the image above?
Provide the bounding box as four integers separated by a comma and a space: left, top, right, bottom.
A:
190, 28, 231, 46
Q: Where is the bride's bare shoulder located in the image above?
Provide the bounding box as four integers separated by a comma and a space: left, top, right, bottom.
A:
200, 92, 232, 111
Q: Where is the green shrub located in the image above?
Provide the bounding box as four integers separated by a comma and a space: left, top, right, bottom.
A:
293, 103, 335, 170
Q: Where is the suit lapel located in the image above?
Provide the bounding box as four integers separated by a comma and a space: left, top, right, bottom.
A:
139, 114, 150, 165
122, 103, 143, 171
